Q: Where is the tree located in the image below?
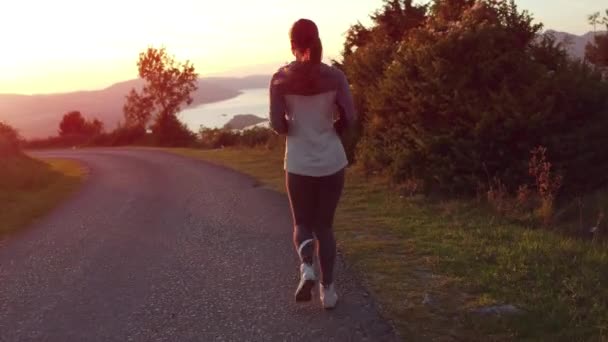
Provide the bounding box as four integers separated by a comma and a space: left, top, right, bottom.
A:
586, 34, 608, 67
59, 111, 87, 137
588, 12, 601, 35
585, 9, 608, 69
89, 118, 104, 136
123, 89, 153, 128
59, 111, 104, 138
123, 47, 198, 146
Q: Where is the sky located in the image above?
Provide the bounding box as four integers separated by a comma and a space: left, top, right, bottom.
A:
0, 0, 605, 95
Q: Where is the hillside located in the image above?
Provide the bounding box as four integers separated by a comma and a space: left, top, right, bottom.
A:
545, 30, 606, 60
0, 76, 269, 139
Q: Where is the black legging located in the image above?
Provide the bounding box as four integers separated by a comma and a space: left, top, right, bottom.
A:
286, 169, 345, 286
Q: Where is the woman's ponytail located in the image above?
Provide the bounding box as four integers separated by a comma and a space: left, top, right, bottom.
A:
310, 37, 323, 64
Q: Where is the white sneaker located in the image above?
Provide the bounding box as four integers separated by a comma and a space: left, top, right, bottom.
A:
295, 263, 316, 302
320, 283, 338, 309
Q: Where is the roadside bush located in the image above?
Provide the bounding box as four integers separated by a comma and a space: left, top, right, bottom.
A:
199, 127, 240, 149
528, 146, 563, 225
263, 132, 285, 150
240, 127, 275, 147
100, 125, 148, 146
25, 136, 62, 149
0, 122, 21, 156
485, 146, 564, 227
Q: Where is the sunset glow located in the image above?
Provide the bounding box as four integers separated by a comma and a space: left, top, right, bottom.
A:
0, 0, 604, 94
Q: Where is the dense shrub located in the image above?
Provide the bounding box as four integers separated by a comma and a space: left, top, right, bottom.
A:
337, 0, 428, 160
350, 0, 608, 194
199, 127, 240, 149
199, 126, 283, 150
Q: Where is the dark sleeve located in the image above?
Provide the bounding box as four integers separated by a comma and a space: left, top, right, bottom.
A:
334, 71, 356, 135
269, 73, 288, 135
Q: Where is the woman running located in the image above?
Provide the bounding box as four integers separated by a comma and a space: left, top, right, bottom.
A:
269, 18, 356, 310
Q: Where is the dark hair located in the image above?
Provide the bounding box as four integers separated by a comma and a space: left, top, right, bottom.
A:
290, 19, 323, 64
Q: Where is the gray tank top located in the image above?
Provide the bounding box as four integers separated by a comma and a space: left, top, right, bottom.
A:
269, 62, 356, 177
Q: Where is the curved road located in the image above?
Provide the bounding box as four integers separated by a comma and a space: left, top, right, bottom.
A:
0, 149, 397, 342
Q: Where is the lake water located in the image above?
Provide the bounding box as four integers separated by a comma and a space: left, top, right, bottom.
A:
179, 88, 268, 132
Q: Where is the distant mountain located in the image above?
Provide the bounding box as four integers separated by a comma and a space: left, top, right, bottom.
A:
222, 114, 268, 130
0, 75, 269, 139
205, 75, 271, 90
544, 30, 606, 60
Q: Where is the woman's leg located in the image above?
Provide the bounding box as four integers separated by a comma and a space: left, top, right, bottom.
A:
287, 172, 320, 302
313, 169, 345, 286
286, 172, 317, 265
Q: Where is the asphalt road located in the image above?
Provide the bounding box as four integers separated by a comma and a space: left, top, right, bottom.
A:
0, 149, 397, 342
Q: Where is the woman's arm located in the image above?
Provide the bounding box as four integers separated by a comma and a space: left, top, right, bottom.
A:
269, 73, 289, 135
334, 71, 356, 135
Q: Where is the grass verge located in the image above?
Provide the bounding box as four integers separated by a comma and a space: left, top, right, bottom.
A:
167, 147, 608, 341
1, 154, 85, 237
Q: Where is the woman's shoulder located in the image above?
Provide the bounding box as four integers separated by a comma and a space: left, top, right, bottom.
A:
270, 62, 347, 93
318, 63, 344, 75
272, 62, 297, 76
272, 62, 343, 76
271, 62, 296, 86
317, 64, 348, 84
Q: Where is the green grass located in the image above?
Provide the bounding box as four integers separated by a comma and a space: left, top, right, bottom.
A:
0, 153, 85, 237
167, 147, 608, 341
